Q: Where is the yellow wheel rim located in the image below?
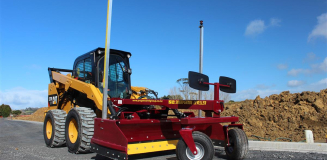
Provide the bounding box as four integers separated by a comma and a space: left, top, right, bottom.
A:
68, 118, 78, 143
46, 119, 53, 139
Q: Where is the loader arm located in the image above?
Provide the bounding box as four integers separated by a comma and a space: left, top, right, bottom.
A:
49, 70, 149, 114
51, 71, 107, 113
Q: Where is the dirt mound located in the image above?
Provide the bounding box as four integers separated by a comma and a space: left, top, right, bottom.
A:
14, 107, 47, 122
222, 89, 327, 142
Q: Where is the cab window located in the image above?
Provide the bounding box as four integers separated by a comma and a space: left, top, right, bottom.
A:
98, 55, 129, 98
74, 58, 93, 84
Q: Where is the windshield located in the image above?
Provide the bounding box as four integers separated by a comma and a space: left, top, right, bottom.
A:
98, 54, 129, 98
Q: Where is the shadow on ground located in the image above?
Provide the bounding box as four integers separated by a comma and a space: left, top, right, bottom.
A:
91, 148, 229, 160
214, 147, 229, 159
91, 150, 176, 160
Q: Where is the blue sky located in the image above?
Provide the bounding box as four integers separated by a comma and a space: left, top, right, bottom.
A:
0, 0, 326, 109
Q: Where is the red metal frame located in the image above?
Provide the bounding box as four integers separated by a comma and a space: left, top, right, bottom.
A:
179, 128, 197, 154
111, 98, 223, 114
91, 82, 243, 157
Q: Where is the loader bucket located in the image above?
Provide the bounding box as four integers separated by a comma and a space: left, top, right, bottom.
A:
91, 118, 128, 159
90, 118, 181, 160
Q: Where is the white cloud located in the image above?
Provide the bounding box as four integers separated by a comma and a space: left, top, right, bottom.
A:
232, 89, 280, 101
277, 64, 288, 70
312, 57, 327, 72
290, 78, 327, 93
312, 78, 327, 86
0, 87, 47, 110
256, 84, 270, 89
231, 78, 326, 101
288, 57, 327, 76
245, 20, 266, 36
312, 78, 327, 89
308, 13, 327, 42
303, 52, 318, 63
270, 18, 281, 27
287, 80, 305, 87
287, 69, 308, 76
232, 89, 258, 100
245, 18, 281, 37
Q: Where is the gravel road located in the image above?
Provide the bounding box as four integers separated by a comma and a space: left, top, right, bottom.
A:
0, 118, 326, 160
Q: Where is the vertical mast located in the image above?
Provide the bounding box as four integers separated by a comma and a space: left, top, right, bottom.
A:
102, 0, 113, 119
198, 20, 204, 117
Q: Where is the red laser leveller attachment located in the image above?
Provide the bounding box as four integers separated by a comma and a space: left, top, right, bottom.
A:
90, 71, 248, 160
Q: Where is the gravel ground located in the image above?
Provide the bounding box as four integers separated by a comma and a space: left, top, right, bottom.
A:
0, 118, 326, 160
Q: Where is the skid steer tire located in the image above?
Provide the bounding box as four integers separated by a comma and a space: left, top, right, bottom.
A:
225, 128, 249, 160
176, 131, 214, 160
65, 107, 96, 153
43, 109, 67, 147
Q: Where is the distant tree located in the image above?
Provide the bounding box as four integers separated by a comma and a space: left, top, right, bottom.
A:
0, 104, 12, 117
169, 95, 183, 100
229, 100, 235, 103
161, 95, 183, 100
176, 78, 200, 100
177, 78, 190, 100
169, 86, 184, 100
201, 89, 231, 102
202, 89, 214, 100
161, 95, 170, 99
189, 92, 198, 100
220, 92, 231, 102
12, 110, 22, 116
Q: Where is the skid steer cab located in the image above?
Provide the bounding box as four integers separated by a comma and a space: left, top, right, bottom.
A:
44, 47, 248, 160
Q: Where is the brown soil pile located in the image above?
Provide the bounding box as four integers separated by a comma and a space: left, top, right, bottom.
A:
14, 107, 47, 122
222, 89, 327, 142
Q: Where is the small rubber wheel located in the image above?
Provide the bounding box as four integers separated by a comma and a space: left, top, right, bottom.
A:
176, 131, 214, 160
225, 128, 249, 160
43, 110, 67, 147
65, 107, 96, 153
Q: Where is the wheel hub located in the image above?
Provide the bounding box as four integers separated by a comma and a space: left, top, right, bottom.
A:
68, 118, 78, 143
46, 119, 52, 139
186, 142, 205, 160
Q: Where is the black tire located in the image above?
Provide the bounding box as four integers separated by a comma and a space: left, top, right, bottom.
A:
176, 131, 214, 160
225, 128, 249, 160
43, 109, 67, 147
65, 107, 96, 153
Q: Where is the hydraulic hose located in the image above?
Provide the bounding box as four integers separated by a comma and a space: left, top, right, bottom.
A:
107, 100, 117, 119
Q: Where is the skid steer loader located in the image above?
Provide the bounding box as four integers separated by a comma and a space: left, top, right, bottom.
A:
44, 47, 248, 160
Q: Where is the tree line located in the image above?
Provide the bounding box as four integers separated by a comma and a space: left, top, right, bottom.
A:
0, 104, 22, 117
